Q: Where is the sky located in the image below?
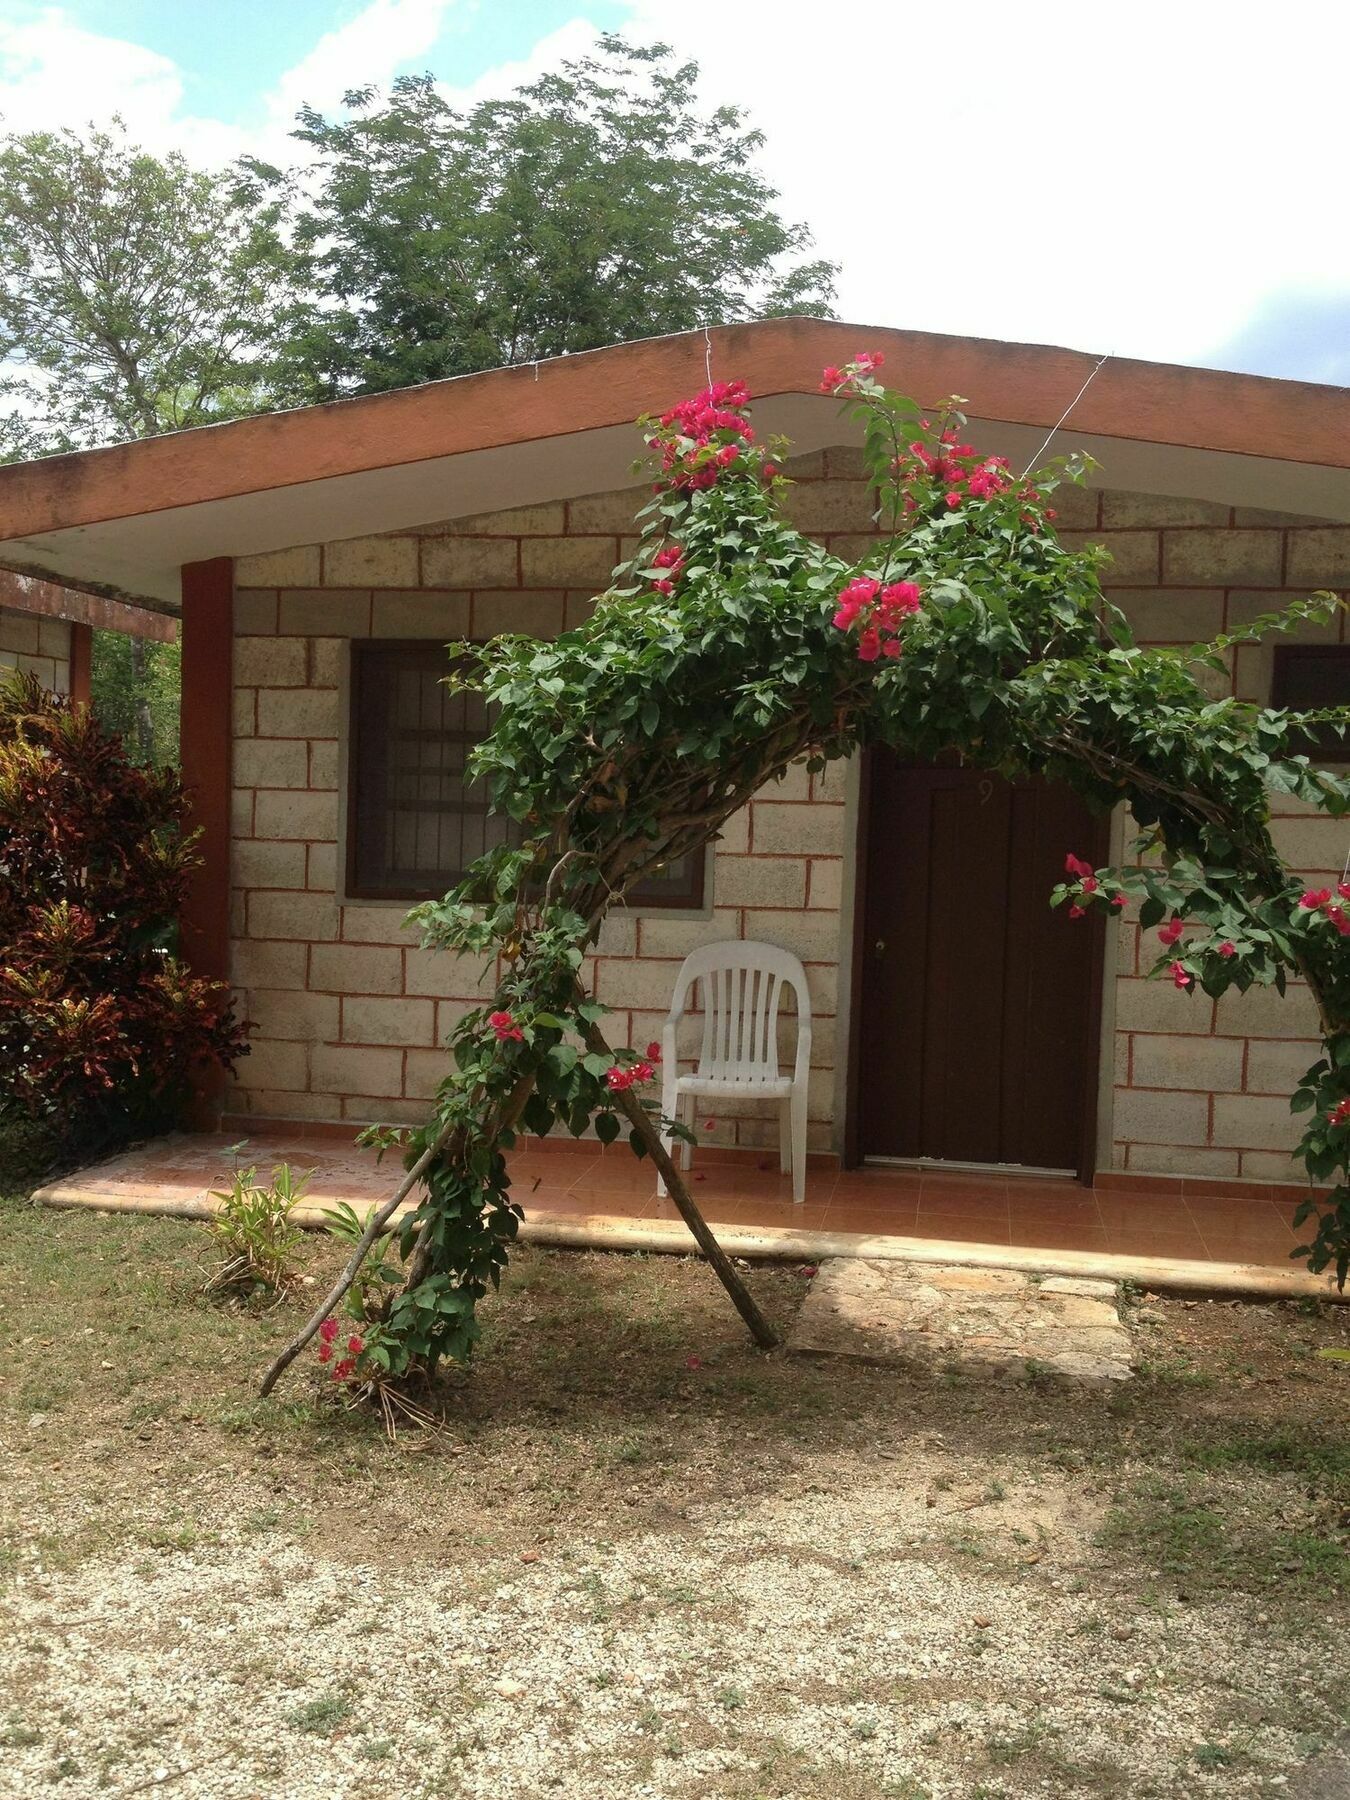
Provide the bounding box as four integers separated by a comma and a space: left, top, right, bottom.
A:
0, 0, 1347, 386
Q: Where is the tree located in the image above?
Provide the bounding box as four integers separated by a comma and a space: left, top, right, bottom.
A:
0, 120, 298, 453
279, 34, 837, 397
264, 360, 1350, 1401
90, 629, 181, 766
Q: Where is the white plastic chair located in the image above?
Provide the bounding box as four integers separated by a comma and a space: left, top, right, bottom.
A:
657, 940, 813, 1204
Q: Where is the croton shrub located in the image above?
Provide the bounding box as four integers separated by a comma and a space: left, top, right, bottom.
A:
0, 673, 245, 1173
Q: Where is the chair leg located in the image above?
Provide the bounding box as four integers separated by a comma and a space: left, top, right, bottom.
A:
779, 1099, 791, 1175
790, 1082, 808, 1205
657, 1074, 675, 1197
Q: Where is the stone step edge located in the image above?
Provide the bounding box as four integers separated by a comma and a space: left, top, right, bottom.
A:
31, 1179, 1346, 1304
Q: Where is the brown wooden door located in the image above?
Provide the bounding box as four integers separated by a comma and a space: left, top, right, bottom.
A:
855, 753, 1104, 1174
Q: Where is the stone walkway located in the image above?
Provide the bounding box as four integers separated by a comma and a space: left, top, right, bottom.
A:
788, 1259, 1134, 1384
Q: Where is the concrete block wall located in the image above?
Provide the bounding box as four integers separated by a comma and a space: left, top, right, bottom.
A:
226, 458, 1350, 1182
1086, 485, 1350, 1183
227, 473, 849, 1149
0, 605, 71, 693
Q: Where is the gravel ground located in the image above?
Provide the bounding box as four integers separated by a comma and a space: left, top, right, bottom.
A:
3, 1444, 1342, 1799
1, 1204, 1346, 1798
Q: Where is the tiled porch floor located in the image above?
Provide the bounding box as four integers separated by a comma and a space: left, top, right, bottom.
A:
43, 1131, 1310, 1272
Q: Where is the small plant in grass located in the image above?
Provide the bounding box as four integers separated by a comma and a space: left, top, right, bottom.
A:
204, 1162, 307, 1300
286, 1693, 352, 1734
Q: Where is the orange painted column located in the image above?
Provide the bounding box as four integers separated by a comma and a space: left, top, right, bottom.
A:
179, 557, 234, 1126
68, 621, 92, 705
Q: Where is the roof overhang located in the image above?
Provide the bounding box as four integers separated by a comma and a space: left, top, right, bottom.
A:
0, 567, 177, 639
0, 318, 1346, 610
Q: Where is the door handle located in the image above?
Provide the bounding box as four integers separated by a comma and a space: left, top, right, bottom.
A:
874, 937, 886, 959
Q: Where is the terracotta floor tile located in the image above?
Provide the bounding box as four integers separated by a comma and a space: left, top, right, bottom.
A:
908, 1213, 1012, 1247
917, 1170, 1009, 1197
719, 1198, 836, 1232
917, 1191, 1011, 1224
529, 1190, 649, 1221
825, 1203, 922, 1237
507, 1151, 599, 1178
1004, 1177, 1091, 1202
1012, 1218, 1112, 1254
669, 1167, 812, 1200
1006, 1191, 1103, 1221
1094, 1197, 1199, 1233
1102, 1226, 1211, 1261
1194, 1220, 1296, 1254
572, 1163, 664, 1194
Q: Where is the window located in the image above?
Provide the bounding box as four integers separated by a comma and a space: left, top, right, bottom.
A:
345, 642, 706, 906
1271, 645, 1350, 765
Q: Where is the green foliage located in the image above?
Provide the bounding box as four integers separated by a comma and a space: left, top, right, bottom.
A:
0, 120, 298, 454
288, 358, 1350, 1394
0, 673, 245, 1171
205, 1162, 308, 1299
90, 630, 180, 765
277, 35, 835, 397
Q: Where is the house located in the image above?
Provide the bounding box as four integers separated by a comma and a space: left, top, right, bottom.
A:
3, 317, 1349, 1231
0, 566, 176, 697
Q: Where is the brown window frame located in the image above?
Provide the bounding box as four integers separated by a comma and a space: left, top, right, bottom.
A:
1270, 644, 1350, 766
345, 640, 707, 909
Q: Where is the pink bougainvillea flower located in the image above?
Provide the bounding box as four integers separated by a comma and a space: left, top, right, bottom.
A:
685, 1355, 703, 1370
652, 545, 684, 569
1064, 854, 1094, 878
646, 1041, 662, 1061
346, 1335, 363, 1355
1169, 959, 1193, 991
945, 489, 963, 509
317, 1343, 333, 1364
1328, 905, 1350, 936
853, 350, 885, 373
333, 1358, 356, 1382
819, 364, 845, 392
318, 1316, 339, 1343
1080, 876, 1099, 894
651, 578, 674, 596
702, 1117, 717, 1132
1158, 918, 1184, 946
1329, 1096, 1350, 1127
488, 1010, 524, 1042
1218, 940, 1237, 957
1300, 888, 1333, 909
1110, 894, 1127, 908
605, 1065, 635, 1091
1068, 904, 1085, 919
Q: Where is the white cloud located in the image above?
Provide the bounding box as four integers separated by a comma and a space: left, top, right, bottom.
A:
0, 6, 184, 137
260, 0, 457, 140
1, 0, 1346, 375
611, 0, 1350, 371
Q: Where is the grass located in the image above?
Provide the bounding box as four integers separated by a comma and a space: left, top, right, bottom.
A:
1, 1189, 1348, 1797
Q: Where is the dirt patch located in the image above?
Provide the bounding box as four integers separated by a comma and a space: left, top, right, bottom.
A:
0, 1193, 1347, 1798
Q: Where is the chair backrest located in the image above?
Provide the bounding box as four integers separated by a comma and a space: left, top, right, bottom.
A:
668, 939, 810, 1083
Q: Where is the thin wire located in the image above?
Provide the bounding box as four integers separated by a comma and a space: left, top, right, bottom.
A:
1341, 839, 1349, 886
704, 325, 714, 388
1019, 351, 1111, 475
